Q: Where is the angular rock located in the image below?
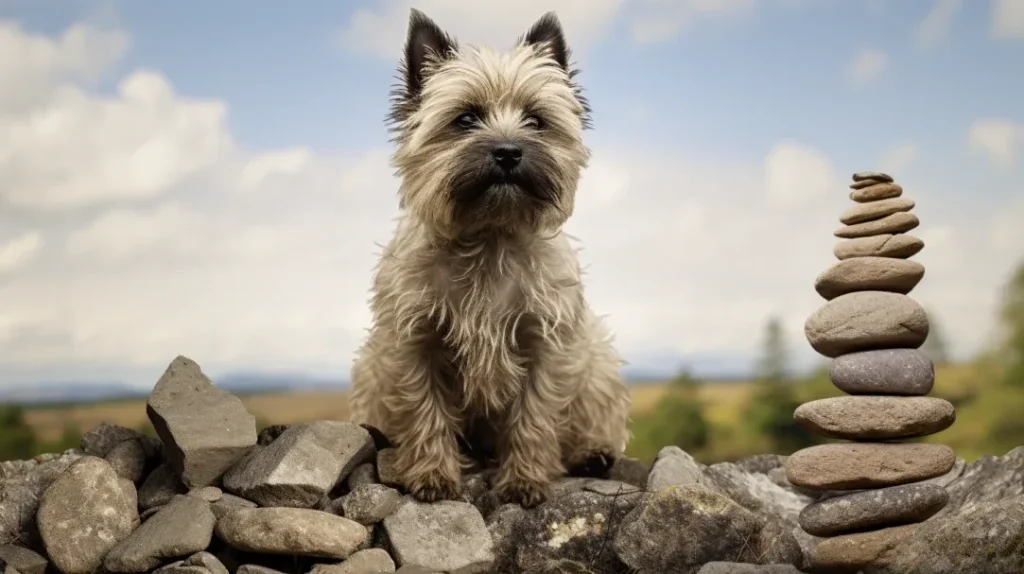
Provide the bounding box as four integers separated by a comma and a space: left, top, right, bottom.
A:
0, 546, 46, 574
834, 212, 918, 239
794, 396, 955, 440
139, 463, 188, 509
310, 549, 396, 574
346, 463, 378, 490
646, 446, 718, 492
146, 356, 258, 488
80, 423, 162, 461
852, 171, 894, 183
383, 497, 494, 574
223, 421, 375, 508
0, 485, 41, 548
584, 479, 640, 496
104, 494, 216, 572
256, 424, 291, 446
810, 524, 917, 571
840, 197, 915, 225
612, 484, 800, 573
696, 564, 803, 574
849, 182, 903, 202
804, 291, 929, 358
375, 449, 402, 488
36, 457, 139, 574
798, 483, 948, 537
834, 234, 924, 260
785, 443, 956, 490
340, 484, 403, 525
608, 456, 650, 489
829, 348, 935, 395
105, 438, 148, 483
215, 507, 368, 559
814, 257, 925, 300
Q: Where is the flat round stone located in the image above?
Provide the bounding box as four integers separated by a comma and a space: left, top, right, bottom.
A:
794, 396, 955, 440
849, 182, 903, 202
835, 212, 918, 239
810, 524, 918, 570
834, 234, 924, 260
852, 171, 894, 183
814, 257, 925, 300
850, 178, 887, 190
799, 483, 948, 537
784, 443, 956, 490
840, 197, 915, 225
804, 291, 929, 358
830, 348, 935, 395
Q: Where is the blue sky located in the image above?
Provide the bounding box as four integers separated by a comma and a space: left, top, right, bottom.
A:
0, 0, 1022, 388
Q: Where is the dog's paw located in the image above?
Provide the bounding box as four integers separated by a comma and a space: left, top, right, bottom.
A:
494, 479, 550, 509
406, 472, 462, 503
566, 450, 616, 479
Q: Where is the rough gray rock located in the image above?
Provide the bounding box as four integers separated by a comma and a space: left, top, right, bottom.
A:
146, 355, 258, 488
222, 421, 375, 508
138, 463, 188, 509
36, 457, 139, 574
340, 484, 403, 525
829, 348, 935, 395
696, 563, 804, 574
104, 494, 216, 572
347, 463, 378, 490
80, 423, 162, 462
0, 546, 46, 574
798, 483, 948, 536
383, 497, 494, 574
310, 548, 396, 573
105, 438, 148, 483
215, 507, 369, 559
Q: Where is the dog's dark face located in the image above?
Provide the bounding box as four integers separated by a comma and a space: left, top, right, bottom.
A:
387, 10, 592, 238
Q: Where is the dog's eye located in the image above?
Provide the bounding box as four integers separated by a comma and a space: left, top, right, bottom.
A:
455, 113, 478, 129
523, 115, 543, 129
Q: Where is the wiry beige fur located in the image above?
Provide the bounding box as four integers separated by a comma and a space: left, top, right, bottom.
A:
348, 9, 631, 507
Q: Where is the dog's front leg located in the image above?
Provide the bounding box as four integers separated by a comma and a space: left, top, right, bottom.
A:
492, 338, 568, 508
386, 331, 464, 503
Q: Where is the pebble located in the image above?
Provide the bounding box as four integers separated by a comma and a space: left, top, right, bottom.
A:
840, 197, 915, 225
852, 171, 894, 183
310, 549, 396, 574
785, 443, 956, 490
798, 483, 949, 537
814, 257, 925, 300
105, 438, 148, 483
804, 291, 930, 358
339, 484, 403, 525
222, 420, 376, 508
810, 524, 917, 571
36, 457, 140, 574
215, 507, 369, 559
794, 396, 955, 440
104, 495, 217, 572
834, 211, 919, 239
383, 497, 494, 574
833, 234, 924, 260
146, 356, 258, 488
189, 486, 223, 502
830, 348, 935, 395
849, 182, 903, 202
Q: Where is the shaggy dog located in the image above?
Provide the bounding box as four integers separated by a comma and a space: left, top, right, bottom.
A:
348, 8, 631, 508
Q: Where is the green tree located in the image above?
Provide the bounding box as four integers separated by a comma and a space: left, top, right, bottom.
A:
0, 405, 38, 461
627, 367, 710, 461
998, 261, 1024, 388
747, 316, 819, 454
921, 307, 952, 367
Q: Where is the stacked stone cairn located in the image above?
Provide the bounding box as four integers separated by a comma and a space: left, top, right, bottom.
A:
788, 171, 958, 572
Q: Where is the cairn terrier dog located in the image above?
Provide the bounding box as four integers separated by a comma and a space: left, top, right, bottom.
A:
348, 8, 631, 508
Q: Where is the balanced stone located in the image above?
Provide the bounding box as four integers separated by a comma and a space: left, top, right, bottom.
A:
146, 356, 258, 488
804, 291, 929, 358
849, 182, 903, 202
835, 211, 919, 239
830, 349, 935, 395
809, 524, 917, 571
798, 483, 948, 537
852, 171, 894, 183
814, 257, 925, 300
834, 234, 924, 260
840, 197, 915, 225
785, 443, 956, 490
794, 396, 955, 440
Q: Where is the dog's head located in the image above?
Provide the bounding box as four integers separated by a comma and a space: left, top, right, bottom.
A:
387, 9, 591, 239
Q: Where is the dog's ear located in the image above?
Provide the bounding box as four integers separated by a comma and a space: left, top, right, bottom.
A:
520, 12, 570, 70
401, 9, 457, 101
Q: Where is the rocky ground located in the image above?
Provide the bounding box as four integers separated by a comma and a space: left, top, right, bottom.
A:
1, 356, 1022, 574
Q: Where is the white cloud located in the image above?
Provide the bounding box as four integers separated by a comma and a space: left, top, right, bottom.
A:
878, 143, 918, 174
764, 142, 837, 206
629, 0, 757, 43
967, 119, 1022, 166
1, 18, 1023, 388
0, 231, 44, 273
339, 0, 626, 59
991, 0, 1024, 39
847, 48, 888, 85
914, 0, 962, 50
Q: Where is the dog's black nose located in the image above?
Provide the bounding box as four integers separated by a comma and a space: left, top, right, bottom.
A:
492, 143, 523, 170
